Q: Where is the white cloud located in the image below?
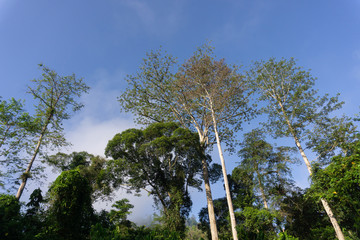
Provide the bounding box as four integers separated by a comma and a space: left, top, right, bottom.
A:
64, 67, 135, 155
65, 116, 135, 156
94, 189, 156, 225
59, 67, 158, 224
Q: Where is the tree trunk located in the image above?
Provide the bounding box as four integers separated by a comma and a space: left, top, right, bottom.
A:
279, 103, 345, 240
16, 131, 44, 200
195, 130, 219, 240
193, 129, 219, 240
256, 169, 268, 209
16, 114, 51, 200
293, 136, 345, 240
201, 156, 219, 240
212, 121, 238, 240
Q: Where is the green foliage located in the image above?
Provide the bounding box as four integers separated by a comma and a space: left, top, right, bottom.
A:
237, 129, 296, 210
185, 225, 207, 240
118, 44, 246, 239
46, 151, 111, 199
109, 199, 134, 224
47, 151, 92, 171
16, 64, 90, 200
22, 188, 46, 240
276, 231, 299, 240
306, 115, 358, 164
24, 64, 89, 153
0, 194, 22, 239
280, 188, 336, 240
248, 58, 343, 140
248, 57, 351, 239
198, 197, 232, 239
119, 48, 177, 126
310, 140, 360, 237
47, 169, 94, 239
0, 97, 34, 157
0, 97, 37, 188
90, 223, 182, 240
239, 207, 276, 237
30, 64, 90, 127
105, 122, 205, 235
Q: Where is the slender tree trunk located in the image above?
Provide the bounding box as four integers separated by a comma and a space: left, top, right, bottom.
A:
256, 169, 268, 209
16, 114, 51, 200
279, 104, 345, 240
201, 156, 219, 240
212, 120, 238, 240
16, 131, 44, 200
293, 136, 345, 240
196, 131, 219, 240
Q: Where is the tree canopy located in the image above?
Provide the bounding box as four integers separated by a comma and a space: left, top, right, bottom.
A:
105, 122, 207, 234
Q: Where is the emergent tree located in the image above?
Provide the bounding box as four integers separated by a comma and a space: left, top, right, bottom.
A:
173, 45, 253, 240
118, 47, 221, 239
248, 58, 350, 240
119, 45, 252, 239
16, 64, 89, 200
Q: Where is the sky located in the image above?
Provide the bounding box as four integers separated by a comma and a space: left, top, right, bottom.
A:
1, 0, 360, 223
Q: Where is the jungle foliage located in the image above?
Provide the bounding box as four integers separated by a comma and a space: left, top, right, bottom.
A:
1, 48, 360, 240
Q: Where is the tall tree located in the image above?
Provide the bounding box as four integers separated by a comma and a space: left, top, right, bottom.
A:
118, 47, 221, 239
105, 122, 205, 235
173, 45, 252, 239
248, 58, 350, 240
119, 45, 252, 239
16, 64, 89, 200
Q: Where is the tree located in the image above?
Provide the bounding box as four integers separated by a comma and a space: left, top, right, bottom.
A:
119, 45, 252, 239
105, 122, 205, 235
118, 46, 221, 239
173, 45, 253, 239
16, 64, 89, 200
108, 198, 134, 237
109, 199, 134, 225
237, 129, 296, 211
248, 58, 350, 239
46, 151, 111, 199
47, 169, 94, 240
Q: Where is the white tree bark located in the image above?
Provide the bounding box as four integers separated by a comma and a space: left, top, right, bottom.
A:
279, 104, 345, 240
16, 124, 47, 200
212, 115, 238, 240
196, 130, 219, 240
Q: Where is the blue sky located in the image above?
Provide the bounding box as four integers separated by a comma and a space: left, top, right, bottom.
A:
1, 0, 360, 223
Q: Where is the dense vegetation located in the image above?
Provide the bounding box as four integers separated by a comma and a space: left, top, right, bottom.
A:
1, 46, 359, 239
